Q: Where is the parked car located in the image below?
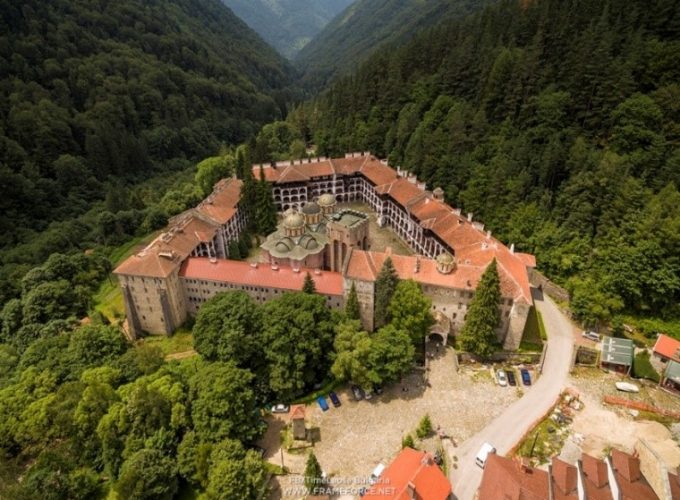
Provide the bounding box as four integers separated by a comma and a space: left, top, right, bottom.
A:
271, 404, 290, 413
329, 391, 341, 407
317, 396, 329, 411
582, 331, 601, 342
351, 384, 365, 401
496, 369, 508, 387
506, 369, 517, 386
520, 369, 532, 386
475, 442, 496, 468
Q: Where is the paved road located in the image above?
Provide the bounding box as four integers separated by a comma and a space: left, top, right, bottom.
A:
450, 291, 576, 500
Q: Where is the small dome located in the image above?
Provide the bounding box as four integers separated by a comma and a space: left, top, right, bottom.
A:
317, 193, 336, 206
302, 202, 321, 215
283, 212, 305, 229
437, 252, 454, 265
275, 238, 294, 253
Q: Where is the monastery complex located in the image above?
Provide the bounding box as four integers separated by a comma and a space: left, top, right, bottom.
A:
114, 153, 536, 350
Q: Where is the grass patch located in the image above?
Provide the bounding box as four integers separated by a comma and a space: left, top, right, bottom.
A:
471, 369, 493, 383
517, 414, 570, 464
632, 351, 660, 383
621, 315, 680, 342
142, 328, 194, 356
635, 410, 676, 427
521, 307, 546, 348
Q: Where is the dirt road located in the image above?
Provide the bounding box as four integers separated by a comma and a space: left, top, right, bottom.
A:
450, 290, 576, 500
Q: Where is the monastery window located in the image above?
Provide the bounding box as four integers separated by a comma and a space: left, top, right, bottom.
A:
452, 313, 457, 319
505, 311, 510, 317
458, 303, 462, 309
142, 315, 146, 320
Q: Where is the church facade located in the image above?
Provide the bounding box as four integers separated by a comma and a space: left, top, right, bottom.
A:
114, 153, 535, 349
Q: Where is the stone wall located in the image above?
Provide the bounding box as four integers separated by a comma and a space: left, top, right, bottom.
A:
635, 438, 673, 500
530, 269, 570, 303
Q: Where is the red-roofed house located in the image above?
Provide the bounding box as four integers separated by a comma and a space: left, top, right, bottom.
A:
477, 455, 550, 500
363, 448, 452, 500
652, 334, 680, 364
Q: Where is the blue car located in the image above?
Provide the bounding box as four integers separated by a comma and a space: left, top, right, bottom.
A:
520, 368, 532, 386
317, 396, 329, 411
329, 391, 341, 407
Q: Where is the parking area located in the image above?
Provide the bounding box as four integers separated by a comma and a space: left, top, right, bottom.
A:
263, 346, 532, 498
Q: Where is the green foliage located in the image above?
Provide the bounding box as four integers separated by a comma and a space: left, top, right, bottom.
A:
255, 168, 278, 234
115, 448, 178, 500
345, 282, 361, 321
261, 292, 335, 400
190, 362, 261, 444
204, 440, 268, 500
192, 292, 263, 367
303, 272, 317, 294
416, 414, 433, 439
331, 320, 414, 388
304, 451, 324, 495
458, 260, 501, 358
195, 155, 235, 197
374, 257, 399, 329
402, 433, 415, 449
633, 351, 660, 383
389, 280, 434, 347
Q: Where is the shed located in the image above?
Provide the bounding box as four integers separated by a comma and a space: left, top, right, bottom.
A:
652, 334, 680, 364
290, 404, 307, 440
661, 360, 680, 393
600, 336, 634, 374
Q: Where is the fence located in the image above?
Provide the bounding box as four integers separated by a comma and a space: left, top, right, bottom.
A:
603, 396, 680, 419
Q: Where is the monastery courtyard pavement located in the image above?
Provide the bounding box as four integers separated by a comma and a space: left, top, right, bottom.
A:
263, 346, 523, 498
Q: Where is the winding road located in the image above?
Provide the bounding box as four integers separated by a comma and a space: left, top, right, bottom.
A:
449, 290, 576, 500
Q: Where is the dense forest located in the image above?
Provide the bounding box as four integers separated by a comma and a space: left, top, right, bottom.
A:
0, 0, 295, 251
295, 0, 491, 89
220, 0, 354, 59
283, 0, 680, 329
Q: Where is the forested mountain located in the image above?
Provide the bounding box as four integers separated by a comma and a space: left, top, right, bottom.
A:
0, 0, 295, 253
221, 0, 354, 59
295, 0, 490, 89
285, 0, 680, 326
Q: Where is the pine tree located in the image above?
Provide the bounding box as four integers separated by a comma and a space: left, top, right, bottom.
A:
345, 282, 361, 320
402, 434, 415, 449
302, 272, 316, 294
416, 414, 433, 438
374, 257, 399, 329
304, 452, 323, 495
255, 166, 277, 235
457, 259, 501, 359
227, 240, 241, 260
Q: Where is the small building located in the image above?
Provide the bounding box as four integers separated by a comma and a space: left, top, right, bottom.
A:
362, 447, 452, 499
290, 405, 306, 440
652, 334, 680, 364
661, 360, 680, 393
600, 336, 634, 374
609, 448, 659, 500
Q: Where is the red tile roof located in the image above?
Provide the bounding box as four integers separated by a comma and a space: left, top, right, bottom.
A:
114, 216, 218, 278
346, 249, 521, 299
195, 178, 242, 224
610, 450, 658, 500
652, 334, 680, 363
477, 454, 549, 500
290, 404, 305, 421
551, 458, 578, 499
179, 258, 344, 296
363, 448, 451, 500
669, 471, 680, 500
581, 454, 612, 500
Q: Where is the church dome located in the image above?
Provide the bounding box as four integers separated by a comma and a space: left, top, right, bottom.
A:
302, 202, 321, 215
283, 212, 305, 229
317, 193, 336, 207
275, 238, 294, 253
299, 234, 319, 250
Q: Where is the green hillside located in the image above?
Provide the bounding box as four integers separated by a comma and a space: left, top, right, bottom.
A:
287, 0, 680, 326
0, 0, 295, 252
221, 0, 354, 58
295, 0, 489, 88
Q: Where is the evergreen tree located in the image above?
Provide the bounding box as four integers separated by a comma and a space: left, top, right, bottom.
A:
227, 240, 242, 260
374, 257, 399, 329
345, 282, 361, 321
255, 167, 277, 235
388, 279, 434, 347
416, 414, 433, 439
304, 451, 323, 495
302, 273, 316, 294
457, 259, 501, 358
402, 434, 415, 449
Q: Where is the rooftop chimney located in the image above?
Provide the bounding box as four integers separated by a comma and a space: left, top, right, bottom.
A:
486, 230, 492, 239
467, 212, 473, 222
407, 482, 417, 500
510, 243, 515, 254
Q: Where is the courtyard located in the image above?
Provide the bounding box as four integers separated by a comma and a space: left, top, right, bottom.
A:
260, 344, 527, 498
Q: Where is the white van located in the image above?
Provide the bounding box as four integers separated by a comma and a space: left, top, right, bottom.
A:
582, 331, 601, 342
475, 442, 496, 468
369, 463, 385, 484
